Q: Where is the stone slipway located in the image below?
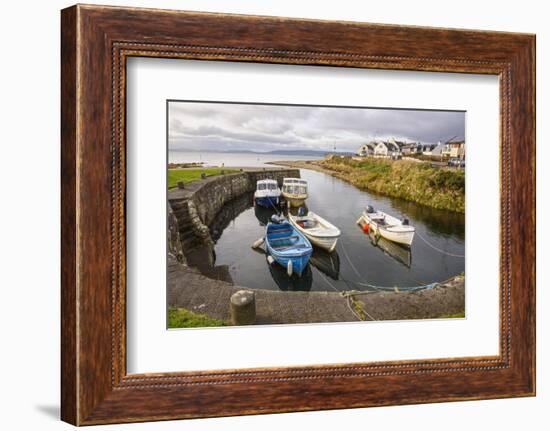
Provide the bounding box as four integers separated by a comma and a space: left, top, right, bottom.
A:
168, 257, 465, 325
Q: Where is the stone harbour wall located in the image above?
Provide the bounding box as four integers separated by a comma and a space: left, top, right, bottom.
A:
167, 169, 299, 258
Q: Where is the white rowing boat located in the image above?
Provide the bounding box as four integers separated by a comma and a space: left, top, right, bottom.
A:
358, 205, 415, 246
289, 209, 341, 252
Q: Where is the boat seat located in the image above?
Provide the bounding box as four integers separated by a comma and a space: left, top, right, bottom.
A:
269, 228, 292, 235
271, 235, 300, 249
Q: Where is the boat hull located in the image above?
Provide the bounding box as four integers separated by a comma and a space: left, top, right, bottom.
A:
377, 227, 415, 246
265, 220, 313, 277
360, 212, 415, 246
268, 252, 311, 276
283, 196, 307, 208
255, 195, 280, 208
306, 235, 338, 252
289, 211, 341, 252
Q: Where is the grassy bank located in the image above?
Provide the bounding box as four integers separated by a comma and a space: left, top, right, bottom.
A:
168, 168, 238, 189
168, 307, 227, 328
317, 157, 465, 213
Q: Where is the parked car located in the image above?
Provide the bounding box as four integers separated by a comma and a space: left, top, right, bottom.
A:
447, 158, 465, 168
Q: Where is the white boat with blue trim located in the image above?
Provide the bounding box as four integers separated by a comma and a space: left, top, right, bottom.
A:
254, 179, 281, 208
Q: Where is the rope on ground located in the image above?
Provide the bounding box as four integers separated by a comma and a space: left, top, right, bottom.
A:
342, 291, 377, 321
345, 295, 365, 321
351, 280, 438, 292
416, 231, 465, 258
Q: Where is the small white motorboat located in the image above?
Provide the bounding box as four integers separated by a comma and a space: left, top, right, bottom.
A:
289, 208, 341, 252
358, 205, 415, 247
281, 178, 308, 207
254, 179, 281, 208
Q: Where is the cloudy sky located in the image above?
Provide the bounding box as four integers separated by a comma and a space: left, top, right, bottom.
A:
168, 101, 465, 153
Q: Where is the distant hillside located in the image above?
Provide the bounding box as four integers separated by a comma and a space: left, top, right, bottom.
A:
266, 149, 354, 156
171, 148, 354, 157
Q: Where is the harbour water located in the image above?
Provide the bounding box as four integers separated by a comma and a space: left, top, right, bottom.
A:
169, 150, 324, 168
200, 169, 465, 293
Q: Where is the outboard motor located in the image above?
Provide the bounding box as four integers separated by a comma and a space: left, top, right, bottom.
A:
402, 218, 409, 226
297, 206, 307, 217
271, 214, 282, 224
365, 205, 375, 214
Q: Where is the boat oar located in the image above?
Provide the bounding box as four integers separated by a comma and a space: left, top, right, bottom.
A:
251, 237, 265, 249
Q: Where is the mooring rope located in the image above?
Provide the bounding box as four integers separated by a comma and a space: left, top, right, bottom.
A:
346, 294, 376, 321
415, 231, 465, 258
338, 238, 364, 279
351, 280, 438, 292
318, 271, 341, 293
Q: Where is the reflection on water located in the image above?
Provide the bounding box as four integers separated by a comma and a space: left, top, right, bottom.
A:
193, 169, 464, 292
368, 231, 412, 268
210, 192, 255, 242
253, 204, 275, 226
389, 198, 465, 240
310, 248, 340, 280
268, 257, 313, 292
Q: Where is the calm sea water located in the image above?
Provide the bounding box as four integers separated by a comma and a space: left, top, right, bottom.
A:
198, 166, 465, 292
169, 151, 324, 167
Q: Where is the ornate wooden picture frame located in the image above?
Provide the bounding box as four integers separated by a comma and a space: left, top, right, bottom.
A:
61, 4, 535, 425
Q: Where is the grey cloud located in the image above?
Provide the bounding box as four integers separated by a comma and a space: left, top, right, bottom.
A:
168, 101, 465, 153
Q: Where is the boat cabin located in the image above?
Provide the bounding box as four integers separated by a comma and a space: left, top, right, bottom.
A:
256, 179, 279, 191
282, 178, 308, 196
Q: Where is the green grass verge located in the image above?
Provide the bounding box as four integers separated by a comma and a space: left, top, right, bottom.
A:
168, 307, 227, 328
318, 157, 465, 213
168, 168, 238, 189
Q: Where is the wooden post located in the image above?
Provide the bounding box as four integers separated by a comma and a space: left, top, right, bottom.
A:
230, 290, 256, 325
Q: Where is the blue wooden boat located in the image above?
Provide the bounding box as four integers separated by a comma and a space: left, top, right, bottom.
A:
265, 216, 313, 277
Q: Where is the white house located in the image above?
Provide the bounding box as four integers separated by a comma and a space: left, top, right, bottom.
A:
446, 139, 466, 159
374, 140, 401, 157
428, 142, 445, 156
401, 142, 422, 155
422, 143, 439, 156
356, 142, 376, 156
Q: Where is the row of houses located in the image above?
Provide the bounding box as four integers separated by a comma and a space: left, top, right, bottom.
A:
356, 137, 465, 159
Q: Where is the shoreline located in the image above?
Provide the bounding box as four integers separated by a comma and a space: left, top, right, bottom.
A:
268, 158, 465, 214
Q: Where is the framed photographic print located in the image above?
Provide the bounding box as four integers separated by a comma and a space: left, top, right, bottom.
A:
61, 4, 535, 425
